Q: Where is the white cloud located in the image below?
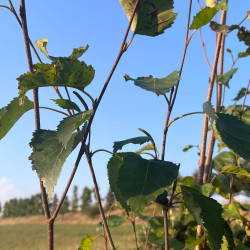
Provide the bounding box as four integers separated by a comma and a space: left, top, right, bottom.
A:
0, 177, 23, 205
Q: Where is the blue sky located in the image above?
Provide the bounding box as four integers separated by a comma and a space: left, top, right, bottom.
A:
0, 0, 249, 204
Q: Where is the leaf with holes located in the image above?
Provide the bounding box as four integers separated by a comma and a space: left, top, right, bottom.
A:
182, 186, 225, 250
51, 99, 81, 113
124, 71, 179, 96
117, 153, 179, 215
56, 110, 92, 146
190, 2, 227, 30
113, 136, 150, 154
0, 97, 33, 140
29, 129, 84, 199
17, 58, 95, 101
119, 0, 178, 37
217, 68, 238, 88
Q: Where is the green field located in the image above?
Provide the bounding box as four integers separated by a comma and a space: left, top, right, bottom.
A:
0, 224, 141, 250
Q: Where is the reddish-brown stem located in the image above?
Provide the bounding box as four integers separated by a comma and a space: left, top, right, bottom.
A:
130, 215, 139, 250
19, 0, 52, 249
229, 175, 235, 204
199, 28, 212, 70
203, 21, 227, 184
52, 0, 140, 221
85, 150, 115, 250
102, 223, 108, 250
163, 208, 169, 250
161, 0, 193, 160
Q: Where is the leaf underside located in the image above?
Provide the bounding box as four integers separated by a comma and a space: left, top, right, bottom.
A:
124, 70, 180, 95
113, 136, 150, 154
119, 0, 178, 37
0, 97, 33, 140
217, 68, 238, 88
30, 129, 84, 199
52, 99, 81, 113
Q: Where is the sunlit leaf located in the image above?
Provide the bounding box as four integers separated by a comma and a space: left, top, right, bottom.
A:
205, 0, 217, 8
119, 0, 178, 37
189, 3, 227, 30
78, 235, 94, 250
51, 99, 81, 113
30, 130, 84, 199
183, 145, 194, 152
0, 97, 33, 140
217, 68, 238, 88
124, 71, 179, 95
222, 165, 250, 183
136, 143, 155, 154
17, 58, 95, 100
56, 110, 92, 146
117, 153, 179, 215
113, 136, 150, 154
182, 186, 224, 250
213, 151, 236, 172
185, 235, 205, 248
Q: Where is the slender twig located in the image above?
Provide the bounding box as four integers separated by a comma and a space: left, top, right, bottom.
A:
139, 152, 156, 159
130, 214, 139, 250
163, 208, 169, 250
144, 205, 157, 250
19, 1, 52, 249
52, 0, 140, 221
85, 149, 115, 250
167, 112, 203, 128
199, 28, 212, 70
40, 107, 69, 116
229, 175, 235, 204
210, 171, 223, 184
80, 89, 95, 106
65, 87, 75, 115
91, 149, 122, 160
102, 223, 108, 250
125, 31, 136, 50
0, 5, 10, 10
161, 0, 193, 160
164, 94, 171, 107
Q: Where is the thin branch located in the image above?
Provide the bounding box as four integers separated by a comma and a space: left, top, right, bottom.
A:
167, 111, 203, 128
210, 171, 223, 184
164, 94, 171, 107
240, 78, 250, 118
130, 214, 139, 250
199, 28, 212, 70
163, 208, 169, 250
0, 5, 10, 10
161, 0, 193, 160
52, 0, 140, 221
40, 107, 69, 116
65, 87, 75, 115
85, 150, 115, 250
91, 149, 122, 160
139, 152, 156, 159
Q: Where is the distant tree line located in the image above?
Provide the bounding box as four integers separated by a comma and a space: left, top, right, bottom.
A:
1, 186, 115, 218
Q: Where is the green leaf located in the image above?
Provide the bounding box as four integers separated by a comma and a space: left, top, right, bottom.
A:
136, 143, 155, 154
17, 58, 95, 100
124, 71, 180, 95
78, 235, 94, 250
51, 99, 81, 113
182, 186, 225, 250
203, 101, 216, 123
237, 27, 250, 58
221, 221, 235, 250
190, 3, 227, 30
233, 88, 250, 101
204, 103, 250, 161
117, 153, 179, 215
108, 215, 126, 227
113, 136, 150, 154
35, 38, 89, 60
215, 113, 250, 161
68, 45, 89, 60
119, 0, 178, 37
210, 21, 229, 32
0, 97, 33, 140
213, 151, 236, 172
217, 68, 238, 88
147, 216, 164, 236
56, 110, 92, 146
183, 145, 194, 152
223, 204, 242, 220
30, 129, 84, 199
179, 176, 195, 186
185, 235, 205, 248
107, 153, 131, 212
222, 165, 250, 183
